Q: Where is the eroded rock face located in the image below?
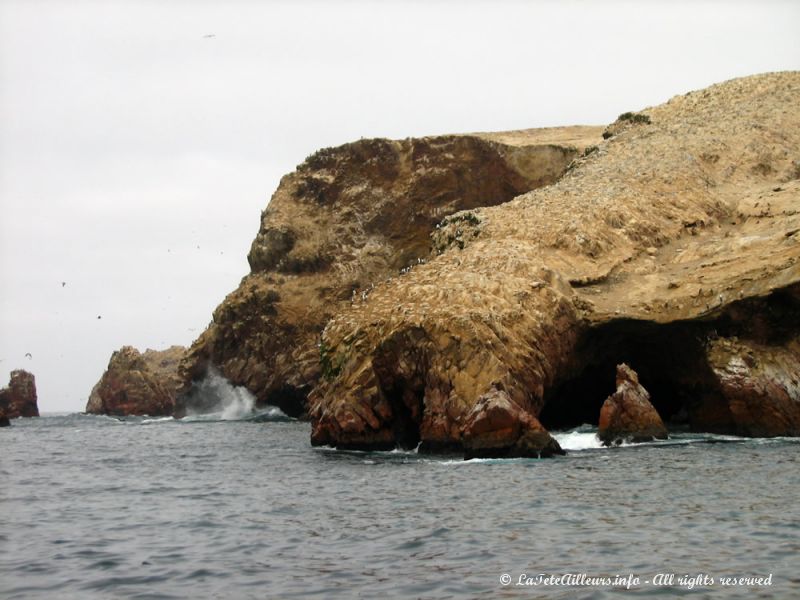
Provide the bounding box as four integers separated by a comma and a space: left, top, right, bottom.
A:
86, 346, 185, 416
693, 335, 800, 437
309, 72, 800, 454
178, 128, 599, 416
0, 370, 39, 419
598, 364, 668, 445
462, 388, 564, 458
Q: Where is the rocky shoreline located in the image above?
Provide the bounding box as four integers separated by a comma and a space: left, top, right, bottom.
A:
87, 72, 800, 458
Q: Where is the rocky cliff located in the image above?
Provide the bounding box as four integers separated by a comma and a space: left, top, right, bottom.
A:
176, 128, 600, 417
0, 370, 39, 420
86, 346, 185, 416
308, 72, 800, 455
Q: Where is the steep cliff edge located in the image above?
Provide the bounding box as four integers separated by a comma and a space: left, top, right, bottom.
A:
86, 346, 185, 416
176, 128, 600, 417
309, 72, 800, 455
0, 370, 39, 419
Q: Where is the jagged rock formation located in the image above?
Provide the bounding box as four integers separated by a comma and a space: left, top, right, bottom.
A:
86, 346, 185, 416
177, 128, 600, 417
462, 388, 564, 458
598, 364, 668, 445
0, 370, 39, 419
309, 72, 800, 456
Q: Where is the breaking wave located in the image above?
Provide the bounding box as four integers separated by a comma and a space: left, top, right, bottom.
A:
177, 368, 292, 422
183, 367, 257, 420
552, 425, 605, 451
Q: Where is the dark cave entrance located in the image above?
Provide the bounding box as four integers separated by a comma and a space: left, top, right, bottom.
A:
383, 384, 424, 450
265, 385, 309, 419
372, 328, 430, 451
538, 285, 800, 433
538, 319, 713, 431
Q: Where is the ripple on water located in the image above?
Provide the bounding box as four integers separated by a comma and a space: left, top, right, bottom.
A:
1, 417, 798, 599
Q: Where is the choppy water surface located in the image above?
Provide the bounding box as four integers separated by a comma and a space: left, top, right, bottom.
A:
2, 415, 799, 599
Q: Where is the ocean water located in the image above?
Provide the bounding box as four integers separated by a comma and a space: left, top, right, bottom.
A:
2, 414, 799, 599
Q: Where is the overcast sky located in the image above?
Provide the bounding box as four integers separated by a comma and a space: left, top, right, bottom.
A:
1, 1, 798, 413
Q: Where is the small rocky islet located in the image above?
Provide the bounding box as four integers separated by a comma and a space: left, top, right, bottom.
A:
0, 369, 39, 426
86, 72, 800, 457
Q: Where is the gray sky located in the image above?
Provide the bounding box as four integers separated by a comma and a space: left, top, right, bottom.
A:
1, 1, 798, 413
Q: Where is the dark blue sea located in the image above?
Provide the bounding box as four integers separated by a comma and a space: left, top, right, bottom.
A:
2, 413, 799, 599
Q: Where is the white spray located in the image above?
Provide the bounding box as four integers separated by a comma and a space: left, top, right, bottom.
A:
185, 367, 256, 420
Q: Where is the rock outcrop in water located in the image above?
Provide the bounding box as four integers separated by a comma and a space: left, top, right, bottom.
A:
598, 364, 668, 445
462, 388, 565, 458
0, 370, 39, 420
308, 72, 800, 456
86, 346, 185, 416
176, 128, 600, 417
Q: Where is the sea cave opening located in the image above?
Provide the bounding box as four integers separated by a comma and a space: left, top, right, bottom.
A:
538, 319, 712, 432
382, 383, 424, 450
372, 328, 430, 450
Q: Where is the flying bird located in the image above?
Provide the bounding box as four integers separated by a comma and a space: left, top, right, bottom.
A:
61, 281, 66, 287
203, 34, 216, 38
25, 352, 32, 359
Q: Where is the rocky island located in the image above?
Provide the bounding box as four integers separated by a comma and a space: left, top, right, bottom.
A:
0, 370, 39, 424
308, 72, 800, 455
91, 72, 799, 458
86, 346, 185, 417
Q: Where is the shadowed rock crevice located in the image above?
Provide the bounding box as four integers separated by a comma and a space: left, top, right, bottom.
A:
372, 328, 429, 450
539, 320, 709, 430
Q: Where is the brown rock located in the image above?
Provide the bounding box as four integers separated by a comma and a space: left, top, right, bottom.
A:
462, 389, 564, 458
0, 370, 39, 419
691, 335, 800, 437
308, 73, 800, 453
86, 346, 185, 416
598, 364, 668, 445
178, 128, 600, 418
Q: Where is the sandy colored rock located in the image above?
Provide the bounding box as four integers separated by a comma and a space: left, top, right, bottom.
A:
598, 364, 668, 445
86, 346, 185, 416
309, 72, 800, 453
178, 128, 600, 416
0, 370, 39, 419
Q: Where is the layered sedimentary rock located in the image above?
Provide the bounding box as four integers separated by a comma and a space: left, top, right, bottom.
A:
598, 364, 668, 445
177, 128, 600, 417
0, 370, 39, 419
86, 346, 185, 416
309, 72, 800, 455
692, 331, 800, 437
